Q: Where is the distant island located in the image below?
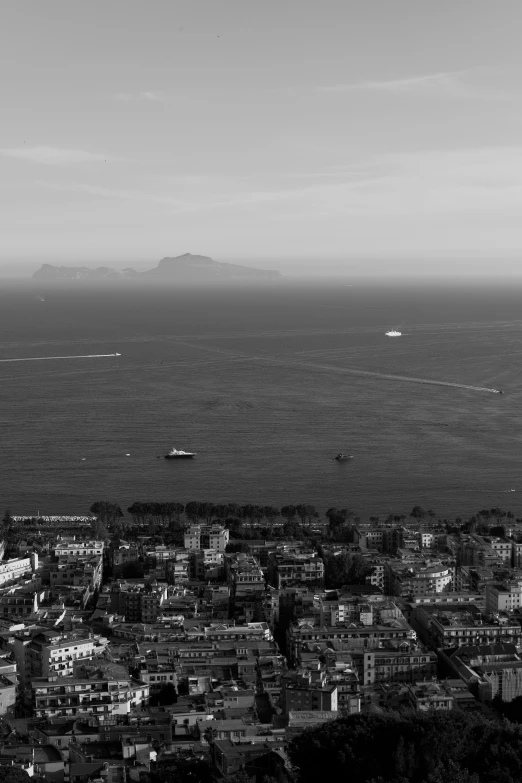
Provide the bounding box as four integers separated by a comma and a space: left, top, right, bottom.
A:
32, 253, 281, 281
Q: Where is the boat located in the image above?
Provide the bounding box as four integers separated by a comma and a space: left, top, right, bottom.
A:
385, 329, 402, 337
335, 453, 354, 461
164, 447, 196, 459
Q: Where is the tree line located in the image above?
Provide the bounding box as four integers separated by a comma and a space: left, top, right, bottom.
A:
90, 501, 321, 527
288, 710, 522, 783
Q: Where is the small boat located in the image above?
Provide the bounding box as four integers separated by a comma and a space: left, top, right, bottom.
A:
335, 453, 354, 461
385, 329, 402, 337
164, 447, 196, 460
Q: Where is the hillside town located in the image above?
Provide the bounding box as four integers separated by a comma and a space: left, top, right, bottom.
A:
0, 505, 521, 781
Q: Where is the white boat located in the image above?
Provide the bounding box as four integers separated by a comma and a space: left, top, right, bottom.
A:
385, 329, 402, 337
164, 447, 196, 460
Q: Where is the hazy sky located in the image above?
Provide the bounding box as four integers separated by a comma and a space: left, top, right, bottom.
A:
2, 1, 522, 274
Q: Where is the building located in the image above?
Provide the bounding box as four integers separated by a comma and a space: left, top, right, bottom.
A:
20, 630, 105, 686
413, 604, 522, 650
485, 582, 522, 614
442, 643, 522, 703
267, 551, 324, 589
54, 539, 104, 558
287, 619, 416, 666
0, 674, 16, 715
281, 668, 338, 714
351, 648, 438, 686
385, 559, 454, 597
0, 745, 64, 783
191, 549, 224, 581
407, 681, 453, 711
32, 662, 149, 719
0, 557, 35, 587
184, 526, 229, 552
109, 582, 168, 623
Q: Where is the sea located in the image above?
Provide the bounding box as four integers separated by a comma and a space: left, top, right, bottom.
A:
1, 278, 522, 520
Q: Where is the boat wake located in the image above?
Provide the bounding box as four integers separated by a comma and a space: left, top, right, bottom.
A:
169, 338, 502, 395
246, 355, 502, 394
0, 353, 121, 363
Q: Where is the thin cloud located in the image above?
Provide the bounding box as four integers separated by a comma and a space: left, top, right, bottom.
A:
0, 146, 112, 166
113, 91, 167, 103
38, 146, 522, 220
320, 67, 491, 95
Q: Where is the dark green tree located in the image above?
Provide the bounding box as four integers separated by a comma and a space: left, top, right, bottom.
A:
0, 768, 32, 783
91, 518, 110, 540
89, 501, 123, 524
280, 505, 297, 523
143, 758, 213, 783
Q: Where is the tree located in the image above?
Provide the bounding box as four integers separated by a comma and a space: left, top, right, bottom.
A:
427, 760, 480, 783
203, 725, 218, 745
221, 773, 252, 783
348, 554, 373, 584
263, 506, 280, 524
490, 507, 507, 525
91, 518, 110, 540
280, 505, 297, 523
144, 758, 213, 783
296, 505, 318, 525
0, 768, 32, 783
185, 501, 203, 522
326, 507, 349, 531
149, 682, 177, 706
323, 553, 372, 588
89, 501, 123, 524
226, 542, 252, 554
288, 711, 522, 783
410, 506, 427, 521
282, 522, 305, 540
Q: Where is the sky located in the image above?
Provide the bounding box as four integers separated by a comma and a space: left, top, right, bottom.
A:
2, 1, 522, 276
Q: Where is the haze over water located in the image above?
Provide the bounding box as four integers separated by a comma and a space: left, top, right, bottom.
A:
2, 280, 522, 520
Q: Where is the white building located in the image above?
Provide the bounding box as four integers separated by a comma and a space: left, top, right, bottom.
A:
485, 582, 522, 614
184, 526, 229, 553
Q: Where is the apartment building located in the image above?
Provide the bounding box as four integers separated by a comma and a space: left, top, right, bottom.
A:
49, 556, 103, 591
287, 619, 416, 665
54, 539, 104, 558
442, 643, 522, 703
267, 551, 324, 589
191, 549, 224, 581
351, 648, 438, 686
111, 541, 140, 576
24, 631, 105, 682
281, 668, 338, 713
0, 558, 35, 587
32, 664, 149, 719
385, 559, 454, 597
225, 554, 265, 612
414, 604, 522, 650
109, 582, 168, 623
184, 526, 229, 552
407, 682, 453, 711
318, 597, 403, 628
485, 582, 522, 614
354, 525, 406, 554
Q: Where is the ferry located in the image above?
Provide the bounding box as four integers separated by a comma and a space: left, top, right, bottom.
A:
164, 447, 196, 460
385, 330, 402, 337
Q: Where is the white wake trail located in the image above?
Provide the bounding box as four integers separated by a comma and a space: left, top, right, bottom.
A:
0, 353, 121, 363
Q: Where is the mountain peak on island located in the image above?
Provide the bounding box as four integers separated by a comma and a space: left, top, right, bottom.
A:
32, 254, 281, 282
145, 253, 280, 279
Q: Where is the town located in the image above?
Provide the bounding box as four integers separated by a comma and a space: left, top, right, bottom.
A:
0, 502, 521, 781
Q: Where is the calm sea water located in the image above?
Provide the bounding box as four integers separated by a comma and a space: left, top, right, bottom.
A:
1, 279, 522, 519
